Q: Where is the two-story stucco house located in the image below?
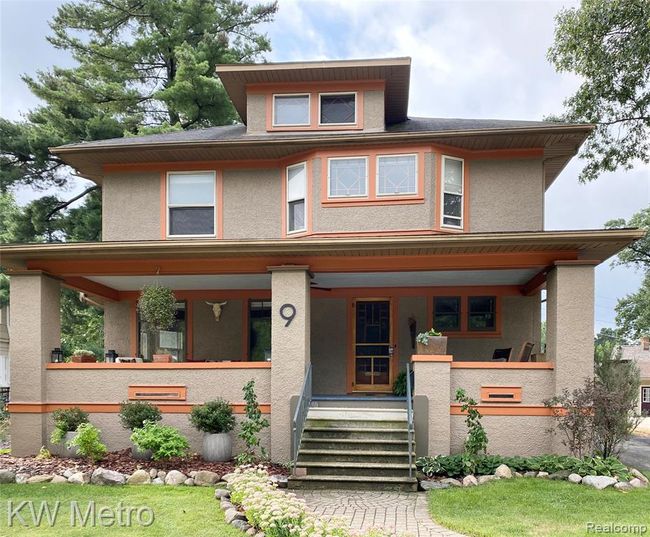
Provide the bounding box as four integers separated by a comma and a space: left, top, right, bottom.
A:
2, 57, 643, 490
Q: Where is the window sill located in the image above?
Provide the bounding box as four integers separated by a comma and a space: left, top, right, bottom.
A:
322, 196, 424, 208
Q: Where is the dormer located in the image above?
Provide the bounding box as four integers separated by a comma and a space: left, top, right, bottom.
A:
216, 57, 411, 134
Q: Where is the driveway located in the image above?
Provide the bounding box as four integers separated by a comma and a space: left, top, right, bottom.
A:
619, 434, 650, 471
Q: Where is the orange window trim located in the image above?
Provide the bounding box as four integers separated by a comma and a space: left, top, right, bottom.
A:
438, 154, 469, 233
480, 386, 523, 403
281, 160, 313, 238
128, 385, 187, 401
7, 402, 270, 414
431, 294, 501, 338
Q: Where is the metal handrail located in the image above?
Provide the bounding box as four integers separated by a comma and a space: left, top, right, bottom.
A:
291, 363, 313, 469
405, 362, 415, 478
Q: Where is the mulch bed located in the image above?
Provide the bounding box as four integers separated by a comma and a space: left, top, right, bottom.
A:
0, 449, 288, 478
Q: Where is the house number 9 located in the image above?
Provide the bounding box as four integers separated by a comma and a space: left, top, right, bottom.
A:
279, 304, 296, 327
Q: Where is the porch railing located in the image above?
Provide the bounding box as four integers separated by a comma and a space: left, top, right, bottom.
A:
291, 363, 313, 469
406, 362, 415, 478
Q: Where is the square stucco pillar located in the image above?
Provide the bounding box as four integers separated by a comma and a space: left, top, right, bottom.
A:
9, 272, 61, 456
412, 356, 452, 455
269, 265, 311, 463
546, 262, 595, 395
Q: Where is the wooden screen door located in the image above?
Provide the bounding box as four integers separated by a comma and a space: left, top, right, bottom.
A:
352, 299, 393, 392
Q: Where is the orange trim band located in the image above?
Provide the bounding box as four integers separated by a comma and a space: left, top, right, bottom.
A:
450, 403, 554, 416
450, 361, 554, 369
46, 361, 272, 370
411, 354, 453, 362
7, 402, 270, 414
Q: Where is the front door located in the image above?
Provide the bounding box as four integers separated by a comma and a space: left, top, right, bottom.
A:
642, 387, 650, 414
353, 299, 393, 392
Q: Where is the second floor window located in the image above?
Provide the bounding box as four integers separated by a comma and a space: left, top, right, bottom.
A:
328, 157, 368, 198
442, 156, 464, 228
273, 94, 310, 126
287, 162, 307, 233
377, 154, 417, 196
320, 93, 356, 125
167, 171, 216, 237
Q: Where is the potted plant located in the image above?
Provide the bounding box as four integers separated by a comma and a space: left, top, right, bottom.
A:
70, 349, 97, 363
190, 399, 235, 462
416, 328, 448, 355
50, 407, 89, 457
130, 421, 190, 461
137, 284, 176, 361
119, 401, 162, 459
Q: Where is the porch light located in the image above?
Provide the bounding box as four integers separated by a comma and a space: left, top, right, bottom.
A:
50, 348, 64, 363
105, 349, 118, 363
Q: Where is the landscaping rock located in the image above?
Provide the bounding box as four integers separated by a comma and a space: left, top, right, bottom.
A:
440, 478, 462, 487
222, 472, 235, 483
193, 470, 220, 486
164, 470, 187, 486
629, 468, 649, 485
537, 472, 549, 478
184, 478, 195, 486
420, 480, 450, 491
630, 478, 646, 488
494, 465, 513, 479
126, 470, 151, 485
582, 475, 617, 490
523, 471, 537, 478
157, 470, 167, 480
63, 469, 75, 479
231, 520, 251, 531
568, 473, 582, 484
68, 472, 90, 485
220, 499, 234, 511
214, 488, 230, 499
152, 477, 164, 485
614, 481, 633, 492
91, 468, 125, 486
514, 472, 523, 478
0, 470, 16, 484
549, 470, 572, 481
16, 473, 29, 484
149, 469, 158, 479
246, 528, 256, 536
50, 475, 67, 484
270, 474, 288, 489
478, 475, 499, 485
27, 475, 54, 484
462, 475, 478, 487
224, 508, 246, 524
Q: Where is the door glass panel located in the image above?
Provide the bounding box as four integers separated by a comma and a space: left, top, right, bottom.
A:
354, 300, 391, 388
355, 357, 372, 385
373, 357, 390, 385
249, 300, 272, 361
138, 302, 186, 361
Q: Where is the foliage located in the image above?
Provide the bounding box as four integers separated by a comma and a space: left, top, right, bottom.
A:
606, 207, 650, 270
119, 401, 162, 431
190, 399, 235, 434
137, 284, 177, 331
455, 388, 488, 456
545, 384, 596, 458
50, 407, 89, 444
548, 0, 650, 182
393, 370, 407, 396
70, 349, 96, 359
35, 446, 52, 460
416, 328, 443, 345
130, 421, 190, 460
66, 423, 107, 462
615, 272, 650, 341
236, 380, 269, 465
60, 288, 104, 359
416, 453, 631, 480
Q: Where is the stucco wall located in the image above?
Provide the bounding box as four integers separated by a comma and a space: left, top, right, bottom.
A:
363, 90, 385, 131
102, 171, 161, 241
398, 296, 427, 371
450, 369, 554, 405
192, 299, 243, 360
469, 158, 544, 232
246, 93, 266, 134
222, 168, 282, 239
311, 298, 348, 395
312, 154, 435, 233
104, 301, 131, 357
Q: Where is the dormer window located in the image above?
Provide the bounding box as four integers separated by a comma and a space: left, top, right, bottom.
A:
319, 93, 356, 125
273, 94, 310, 126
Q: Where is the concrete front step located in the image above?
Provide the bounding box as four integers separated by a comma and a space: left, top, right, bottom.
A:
303, 426, 409, 440
288, 474, 418, 492
297, 461, 412, 477
306, 418, 407, 429
307, 408, 407, 422
300, 437, 410, 451
298, 448, 414, 464
311, 397, 407, 409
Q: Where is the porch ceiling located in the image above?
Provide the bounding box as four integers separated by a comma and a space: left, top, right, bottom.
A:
86, 268, 539, 291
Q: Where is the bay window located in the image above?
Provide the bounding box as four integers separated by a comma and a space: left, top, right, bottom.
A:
273, 94, 310, 126
167, 171, 216, 237
442, 156, 464, 228
377, 154, 417, 196
287, 162, 307, 233
328, 157, 368, 198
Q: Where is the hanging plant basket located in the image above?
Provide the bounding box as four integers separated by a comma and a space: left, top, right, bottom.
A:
137, 284, 177, 331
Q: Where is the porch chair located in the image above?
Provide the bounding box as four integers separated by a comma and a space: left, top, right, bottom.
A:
514, 342, 535, 362
491, 348, 512, 362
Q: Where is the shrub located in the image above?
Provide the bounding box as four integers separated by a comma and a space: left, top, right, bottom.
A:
67, 423, 107, 462
137, 284, 176, 331
130, 421, 189, 460
416, 328, 442, 345
455, 388, 488, 456
50, 407, 89, 444
236, 380, 269, 465
392, 371, 407, 397
190, 399, 235, 434
70, 349, 96, 359
119, 401, 162, 431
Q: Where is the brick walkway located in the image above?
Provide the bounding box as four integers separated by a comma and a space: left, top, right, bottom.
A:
293, 490, 465, 537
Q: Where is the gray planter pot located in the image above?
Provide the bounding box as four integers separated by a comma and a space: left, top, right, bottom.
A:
202, 433, 232, 462
131, 442, 152, 460
60, 431, 81, 458
416, 336, 448, 355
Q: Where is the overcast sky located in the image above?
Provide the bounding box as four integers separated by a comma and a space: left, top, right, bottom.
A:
1, 0, 649, 333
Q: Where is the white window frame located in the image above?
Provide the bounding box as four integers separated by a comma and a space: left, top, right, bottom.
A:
375, 153, 418, 197
286, 161, 307, 234
441, 155, 465, 229
272, 93, 311, 127
327, 156, 369, 199
166, 170, 217, 238
318, 92, 357, 126
643, 387, 650, 403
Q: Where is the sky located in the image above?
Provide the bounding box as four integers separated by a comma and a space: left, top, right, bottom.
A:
1, 0, 649, 334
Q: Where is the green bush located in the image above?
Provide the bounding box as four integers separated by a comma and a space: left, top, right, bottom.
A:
50, 407, 89, 444
119, 401, 162, 431
190, 399, 235, 434
130, 421, 189, 460
392, 371, 407, 396
67, 423, 107, 462
416, 454, 631, 479
137, 284, 176, 330
236, 380, 269, 465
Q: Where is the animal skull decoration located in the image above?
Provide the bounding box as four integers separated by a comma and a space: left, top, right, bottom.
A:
205, 301, 227, 322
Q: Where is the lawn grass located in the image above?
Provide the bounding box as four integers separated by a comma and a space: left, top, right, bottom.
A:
0, 483, 245, 536
428, 477, 650, 537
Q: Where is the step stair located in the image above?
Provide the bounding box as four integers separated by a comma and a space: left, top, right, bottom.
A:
288, 404, 417, 491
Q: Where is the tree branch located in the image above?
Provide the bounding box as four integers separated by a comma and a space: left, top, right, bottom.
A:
46, 185, 99, 220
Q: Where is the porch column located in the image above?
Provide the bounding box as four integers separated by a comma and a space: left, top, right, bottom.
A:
9, 272, 61, 456
269, 265, 311, 463
546, 262, 595, 394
